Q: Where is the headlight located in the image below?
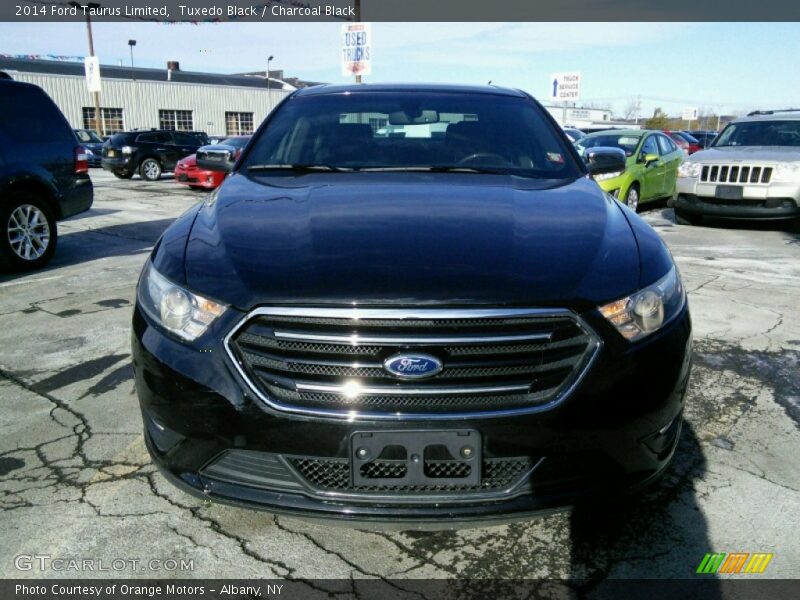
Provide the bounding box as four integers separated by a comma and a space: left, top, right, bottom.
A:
772, 162, 800, 182
598, 266, 685, 342
121, 145, 135, 154
593, 170, 623, 181
137, 262, 227, 341
678, 162, 701, 178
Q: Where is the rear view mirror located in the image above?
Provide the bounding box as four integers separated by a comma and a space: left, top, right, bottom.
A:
585, 147, 627, 176
196, 144, 237, 173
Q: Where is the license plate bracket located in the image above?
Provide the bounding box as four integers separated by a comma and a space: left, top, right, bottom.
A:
351, 429, 481, 488
715, 185, 743, 200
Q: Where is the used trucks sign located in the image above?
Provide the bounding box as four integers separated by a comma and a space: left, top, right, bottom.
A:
341, 22, 372, 77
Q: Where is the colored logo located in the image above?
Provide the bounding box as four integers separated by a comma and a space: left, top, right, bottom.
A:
696, 552, 773, 575
383, 353, 443, 380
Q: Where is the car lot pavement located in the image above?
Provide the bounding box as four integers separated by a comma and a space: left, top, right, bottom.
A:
0, 170, 798, 582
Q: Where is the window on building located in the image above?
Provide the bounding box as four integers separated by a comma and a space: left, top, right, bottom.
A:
82, 107, 124, 136
159, 109, 194, 131
225, 112, 254, 136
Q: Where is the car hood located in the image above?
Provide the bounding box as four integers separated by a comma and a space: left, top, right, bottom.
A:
183, 172, 641, 310
691, 146, 800, 162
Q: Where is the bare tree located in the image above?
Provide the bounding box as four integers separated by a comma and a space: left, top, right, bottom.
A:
622, 97, 642, 121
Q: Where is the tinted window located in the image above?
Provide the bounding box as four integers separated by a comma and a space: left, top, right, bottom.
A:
0, 84, 73, 143
656, 135, 676, 155
136, 132, 171, 144
172, 132, 201, 145
242, 92, 582, 179
713, 120, 800, 147
578, 133, 643, 157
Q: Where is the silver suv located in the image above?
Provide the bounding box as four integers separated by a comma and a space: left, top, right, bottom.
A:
674, 109, 800, 225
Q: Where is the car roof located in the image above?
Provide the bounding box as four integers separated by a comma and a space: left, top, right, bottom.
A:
734, 110, 800, 123
293, 83, 528, 98
583, 129, 650, 138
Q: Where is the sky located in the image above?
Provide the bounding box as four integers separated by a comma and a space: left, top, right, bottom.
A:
1, 21, 799, 118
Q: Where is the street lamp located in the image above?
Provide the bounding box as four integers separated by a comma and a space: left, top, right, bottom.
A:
70, 1, 102, 134
266, 55, 273, 93
128, 39, 136, 80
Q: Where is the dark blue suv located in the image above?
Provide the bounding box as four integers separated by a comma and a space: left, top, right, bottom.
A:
132, 84, 692, 526
0, 79, 93, 271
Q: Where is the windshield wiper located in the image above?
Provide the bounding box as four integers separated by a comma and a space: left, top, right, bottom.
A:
356, 165, 518, 175
247, 163, 349, 173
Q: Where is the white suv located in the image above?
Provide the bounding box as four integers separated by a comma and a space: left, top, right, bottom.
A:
674, 110, 800, 225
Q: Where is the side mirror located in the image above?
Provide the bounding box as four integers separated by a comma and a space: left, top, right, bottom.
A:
643, 153, 659, 165
585, 147, 626, 177
196, 144, 237, 173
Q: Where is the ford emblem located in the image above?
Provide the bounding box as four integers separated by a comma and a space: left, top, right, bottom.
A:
383, 353, 443, 380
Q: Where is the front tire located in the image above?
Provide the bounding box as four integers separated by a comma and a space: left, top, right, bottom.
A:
0, 192, 58, 272
140, 158, 162, 181
675, 210, 703, 226
624, 184, 640, 212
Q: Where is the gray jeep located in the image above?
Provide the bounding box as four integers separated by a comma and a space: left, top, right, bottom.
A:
675, 109, 800, 225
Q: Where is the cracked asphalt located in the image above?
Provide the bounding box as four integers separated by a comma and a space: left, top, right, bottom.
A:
1, 170, 798, 583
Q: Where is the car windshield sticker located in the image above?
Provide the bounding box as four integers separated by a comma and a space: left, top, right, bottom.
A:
547, 152, 564, 163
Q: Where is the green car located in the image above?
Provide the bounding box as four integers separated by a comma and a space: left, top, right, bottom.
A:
576, 129, 684, 211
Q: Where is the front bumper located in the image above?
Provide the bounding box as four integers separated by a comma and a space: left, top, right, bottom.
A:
174, 166, 222, 189
132, 304, 692, 526
676, 177, 800, 219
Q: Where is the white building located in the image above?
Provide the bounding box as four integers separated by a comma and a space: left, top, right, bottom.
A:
0, 57, 304, 137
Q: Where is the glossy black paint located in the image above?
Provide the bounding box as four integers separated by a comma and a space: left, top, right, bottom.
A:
133, 84, 693, 524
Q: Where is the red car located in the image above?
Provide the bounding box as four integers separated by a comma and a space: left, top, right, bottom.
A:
663, 130, 701, 155
174, 136, 250, 190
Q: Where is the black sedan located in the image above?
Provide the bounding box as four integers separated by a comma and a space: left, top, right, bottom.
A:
132, 84, 692, 527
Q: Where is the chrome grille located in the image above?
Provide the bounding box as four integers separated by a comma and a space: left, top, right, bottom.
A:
226, 307, 600, 419
700, 164, 773, 184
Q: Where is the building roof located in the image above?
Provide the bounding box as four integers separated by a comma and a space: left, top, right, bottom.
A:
0, 57, 295, 90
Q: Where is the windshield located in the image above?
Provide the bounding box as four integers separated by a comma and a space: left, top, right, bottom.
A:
221, 136, 250, 148
577, 133, 642, 157
75, 129, 102, 143
240, 92, 581, 178
713, 120, 800, 147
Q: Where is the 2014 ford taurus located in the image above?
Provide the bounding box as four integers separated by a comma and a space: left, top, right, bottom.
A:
132, 84, 692, 526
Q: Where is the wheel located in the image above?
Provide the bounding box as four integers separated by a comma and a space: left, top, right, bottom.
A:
0, 192, 58, 272
624, 184, 640, 212
113, 170, 134, 179
675, 210, 703, 226
140, 158, 162, 181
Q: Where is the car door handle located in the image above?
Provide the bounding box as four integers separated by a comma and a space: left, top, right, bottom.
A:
155, 147, 166, 151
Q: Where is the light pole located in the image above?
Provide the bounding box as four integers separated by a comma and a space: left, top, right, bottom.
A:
70, 2, 102, 135
128, 39, 136, 80
266, 55, 274, 111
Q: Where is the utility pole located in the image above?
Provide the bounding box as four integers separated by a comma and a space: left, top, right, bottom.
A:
71, 2, 102, 134
354, 0, 361, 83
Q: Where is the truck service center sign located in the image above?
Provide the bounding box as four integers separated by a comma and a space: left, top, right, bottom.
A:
341, 22, 371, 77
550, 71, 581, 102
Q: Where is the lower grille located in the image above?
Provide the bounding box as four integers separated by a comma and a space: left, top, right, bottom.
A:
289, 455, 534, 493
226, 307, 600, 418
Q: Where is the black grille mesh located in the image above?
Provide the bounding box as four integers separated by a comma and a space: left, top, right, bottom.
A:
289, 456, 533, 492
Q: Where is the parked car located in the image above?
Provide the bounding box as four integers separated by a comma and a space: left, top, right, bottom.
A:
562, 127, 586, 143
101, 129, 207, 181
0, 79, 93, 271
688, 130, 718, 149
133, 83, 691, 526
675, 109, 800, 225
174, 136, 251, 191
663, 130, 694, 155
576, 129, 684, 210
74, 128, 104, 167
